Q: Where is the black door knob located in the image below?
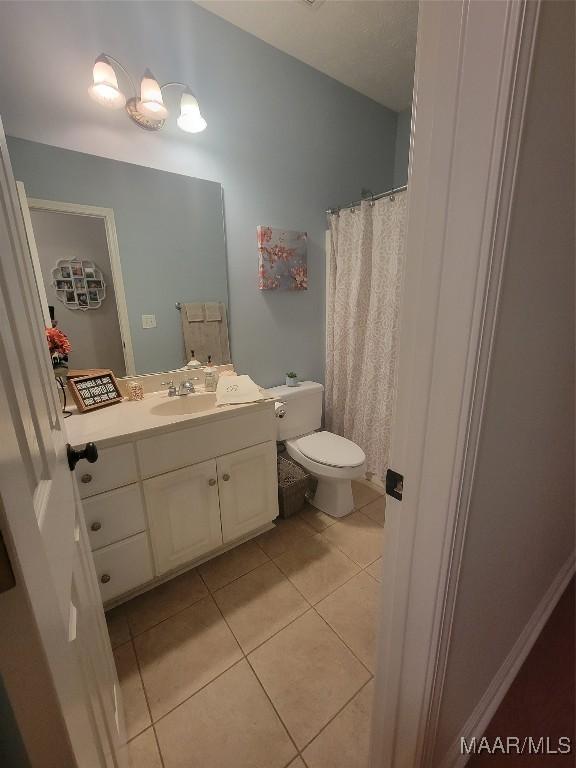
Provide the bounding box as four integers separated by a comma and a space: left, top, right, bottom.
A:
67, 442, 98, 471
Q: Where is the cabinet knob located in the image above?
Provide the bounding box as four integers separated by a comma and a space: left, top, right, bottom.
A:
208, 478, 217, 486
222, 473, 230, 482
100, 573, 111, 584
90, 521, 102, 532
81, 473, 92, 484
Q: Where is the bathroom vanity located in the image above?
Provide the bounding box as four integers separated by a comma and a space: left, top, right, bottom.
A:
66, 389, 279, 605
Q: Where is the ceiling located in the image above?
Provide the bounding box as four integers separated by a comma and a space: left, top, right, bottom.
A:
196, 0, 418, 111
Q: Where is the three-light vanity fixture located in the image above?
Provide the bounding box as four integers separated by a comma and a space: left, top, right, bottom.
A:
88, 54, 207, 134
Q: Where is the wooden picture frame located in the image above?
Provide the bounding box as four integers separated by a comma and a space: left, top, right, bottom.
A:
68, 370, 123, 413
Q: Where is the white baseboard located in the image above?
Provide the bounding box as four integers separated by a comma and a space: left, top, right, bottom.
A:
439, 553, 575, 768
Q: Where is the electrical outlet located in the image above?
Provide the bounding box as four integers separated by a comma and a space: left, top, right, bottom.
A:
141, 314, 157, 329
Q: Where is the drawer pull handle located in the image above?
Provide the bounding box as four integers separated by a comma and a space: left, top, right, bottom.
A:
91, 521, 102, 532
222, 473, 230, 482
100, 573, 111, 584
208, 478, 217, 486
81, 473, 93, 484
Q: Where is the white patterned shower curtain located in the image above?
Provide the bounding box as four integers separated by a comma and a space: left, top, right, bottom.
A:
325, 190, 407, 480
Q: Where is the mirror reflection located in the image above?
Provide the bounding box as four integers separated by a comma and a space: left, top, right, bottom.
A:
9, 137, 229, 376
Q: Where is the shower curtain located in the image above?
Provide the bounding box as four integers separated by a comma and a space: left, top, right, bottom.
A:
325, 190, 407, 480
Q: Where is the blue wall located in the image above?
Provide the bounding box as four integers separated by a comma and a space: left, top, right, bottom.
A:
0, 1, 401, 386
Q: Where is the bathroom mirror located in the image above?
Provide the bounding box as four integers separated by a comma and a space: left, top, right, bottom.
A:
8, 137, 229, 376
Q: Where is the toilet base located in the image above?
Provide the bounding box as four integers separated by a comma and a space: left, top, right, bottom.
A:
309, 477, 355, 518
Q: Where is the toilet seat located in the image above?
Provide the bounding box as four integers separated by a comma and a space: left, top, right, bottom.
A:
294, 431, 365, 469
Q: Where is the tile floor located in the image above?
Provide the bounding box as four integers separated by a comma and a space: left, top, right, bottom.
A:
107, 479, 385, 768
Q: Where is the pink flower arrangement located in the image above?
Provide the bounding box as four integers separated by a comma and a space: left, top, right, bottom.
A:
46, 326, 71, 367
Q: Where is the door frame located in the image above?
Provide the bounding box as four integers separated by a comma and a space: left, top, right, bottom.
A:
371, 1, 543, 766
25, 196, 136, 376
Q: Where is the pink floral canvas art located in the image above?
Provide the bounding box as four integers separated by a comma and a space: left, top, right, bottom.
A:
257, 226, 308, 291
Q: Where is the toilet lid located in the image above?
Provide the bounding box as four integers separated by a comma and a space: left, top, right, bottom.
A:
295, 431, 366, 468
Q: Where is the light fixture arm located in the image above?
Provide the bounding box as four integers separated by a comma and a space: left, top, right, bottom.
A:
100, 53, 137, 97
160, 82, 196, 95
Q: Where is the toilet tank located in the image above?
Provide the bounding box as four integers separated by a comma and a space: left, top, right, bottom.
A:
268, 381, 324, 440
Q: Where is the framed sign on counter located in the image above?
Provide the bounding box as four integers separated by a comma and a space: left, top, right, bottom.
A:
68, 371, 123, 412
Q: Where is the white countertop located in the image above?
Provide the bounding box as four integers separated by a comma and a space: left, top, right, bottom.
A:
64, 390, 275, 449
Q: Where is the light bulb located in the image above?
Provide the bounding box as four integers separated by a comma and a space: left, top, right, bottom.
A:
177, 89, 207, 133
88, 55, 126, 109
137, 69, 168, 119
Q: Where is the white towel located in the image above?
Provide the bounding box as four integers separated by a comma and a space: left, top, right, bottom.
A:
180, 301, 231, 365
204, 302, 222, 321
216, 374, 264, 405
184, 303, 204, 322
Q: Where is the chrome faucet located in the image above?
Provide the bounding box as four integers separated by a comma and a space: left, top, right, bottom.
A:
162, 377, 200, 396
177, 378, 198, 396
161, 380, 177, 397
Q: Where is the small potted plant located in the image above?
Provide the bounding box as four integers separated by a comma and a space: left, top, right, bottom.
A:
286, 371, 299, 387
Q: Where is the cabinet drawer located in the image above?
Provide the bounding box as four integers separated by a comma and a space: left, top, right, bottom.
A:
137, 407, 275, 479
76, 443, 138, 498
83, 484, 146, 551
92, 533, 154, 603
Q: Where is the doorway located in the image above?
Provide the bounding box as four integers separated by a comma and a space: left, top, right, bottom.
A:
22, 194, 135, 377
31, 208, 126, 375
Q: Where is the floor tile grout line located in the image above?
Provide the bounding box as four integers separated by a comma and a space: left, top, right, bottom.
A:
124, 573, 374, 738
244, 603, 374, 757
147, 654, 247, 730
126, 591, 210, 641
298, 675, 375, 757
193, 581, 303, 764
206, 565, 369, 763
151, 725, 167, 768
274, 553, 366, 611
114, 504, 384, 762
312, 604, 375, 678
125, 553, 274, 642
122, 534, 380, 647
124, 724, 166, 768
320, 519, 385, 568
201, 550, 272, 594
128, 637, 155, 733
245, 653, 302, 761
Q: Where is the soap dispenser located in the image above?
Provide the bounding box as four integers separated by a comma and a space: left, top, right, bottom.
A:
184, 350, 202, 370
203, 355, 219, 392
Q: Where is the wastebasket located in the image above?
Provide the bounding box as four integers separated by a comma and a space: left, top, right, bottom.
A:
277, 454, 317, 518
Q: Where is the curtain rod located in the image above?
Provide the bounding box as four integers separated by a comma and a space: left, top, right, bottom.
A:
326, 184, 407, 216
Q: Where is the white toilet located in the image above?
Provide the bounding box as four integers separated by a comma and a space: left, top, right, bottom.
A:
269, 381, 366, 518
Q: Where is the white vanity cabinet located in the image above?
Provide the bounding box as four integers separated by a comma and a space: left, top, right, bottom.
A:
217, 443, 279, 543
144, 459, 223, 575
72, 401, 279, 605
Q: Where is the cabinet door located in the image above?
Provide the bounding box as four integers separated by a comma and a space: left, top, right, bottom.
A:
218, 442, 279, 543
144, 459, 222, 575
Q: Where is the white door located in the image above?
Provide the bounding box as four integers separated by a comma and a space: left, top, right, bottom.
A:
218, 442, 278, 543
16, 180, 51, 328
0, 118, 124, 767
144, 459, 223, 575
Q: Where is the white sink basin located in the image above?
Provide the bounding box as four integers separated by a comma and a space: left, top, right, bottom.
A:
149, 392, 218, 417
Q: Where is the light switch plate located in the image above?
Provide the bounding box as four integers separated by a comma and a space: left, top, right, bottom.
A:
141, 314, 156, 329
